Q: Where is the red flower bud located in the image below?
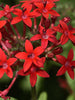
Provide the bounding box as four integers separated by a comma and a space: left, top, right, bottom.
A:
47, 53, 54, 58
44, 19, 50, 29
51, 15, 57, 24
52, 47, 63, 55
62, 17, 71, 23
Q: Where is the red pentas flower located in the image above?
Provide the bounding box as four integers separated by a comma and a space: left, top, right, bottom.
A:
20, 0, 41, 9
34, 2, 60, 19
18, 63, 49, 87
15, 40, 44, 72
11, 6, 40, 27
0, 48, 17, 78
30, 26, 58, 49
53, 20, 75, 45
20, 0, 59, 9
0, 5, 18, 18
56, 49, 75, 79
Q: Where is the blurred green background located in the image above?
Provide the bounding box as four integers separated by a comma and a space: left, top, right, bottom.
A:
0, 0, 75, 100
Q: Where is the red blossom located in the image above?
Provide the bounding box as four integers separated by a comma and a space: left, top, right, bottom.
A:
56, 49, 75, 79
18, 64, 49, 87
53, 20, 75, 45
30, 26, 58, 49
0, 5, 19, 18
11, 7, 40, 27
34, 2, 60, 19
15, 40, 44, 72
0, 48, 17, 78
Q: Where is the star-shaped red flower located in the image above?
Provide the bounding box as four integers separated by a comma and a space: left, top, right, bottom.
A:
0, 5, 19, 18
18, 64, 49, 87
0, 48, 17, 78
53, 20, 75, 45
34, 2, 60, 19
11, 7, 32, 27
11, 6, 40, 27
15, 40, 44, 72
30, 26, 58, 49
56, 49, 75, 79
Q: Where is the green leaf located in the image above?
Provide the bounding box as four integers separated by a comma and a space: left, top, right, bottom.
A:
65, 71, 75, 92
38, 92, 47, 100
0, 97, 17, 100
9, 97, 17, 100
67, 94, 74, 100
0, 98, 4, 100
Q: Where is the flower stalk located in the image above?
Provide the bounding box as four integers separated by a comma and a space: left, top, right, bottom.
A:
31, 86, 37, 100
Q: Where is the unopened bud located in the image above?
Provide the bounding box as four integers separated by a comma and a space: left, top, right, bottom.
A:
62, 17, 71, 23
51, 15, 57, 24
52, 47, 63, 55
44, 19, 50, 29
47, 53, 54, 58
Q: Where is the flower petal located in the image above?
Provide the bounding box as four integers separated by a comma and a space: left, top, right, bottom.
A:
6, 67, 13, 78
15, 52, 27, 59
30, 34, 41, 41
56, 65, 66, 76
69, 31, 75, 43
33, 57, 44, 67
18, 69, 30, 76
67, 49, 73, 61
0, 20, 6, 28
0, 68, 4, 78
25, 40, 33, 52
0, 48, 7, 62
23, 59, 32, 72
49, 10, 60, 16
23, 18, 32, 27
30, 72, 37, 87
33, 46, 44, 56
46, 3, 55, 10
53, 25, 63, 33
7, 58, 17, 66
48, 35, 58, 44
71, 61, 75, 66
60, 34, 68, 45
11, 17, 22, 24
37, 70, 50, 77
56, 55, 66, 65
4, 5, 10, 11
42, 13, 49, 19
59, 20, 69, 31
67, 67, 74, 79
34, 3, 43, 8
41, 39, 48, 49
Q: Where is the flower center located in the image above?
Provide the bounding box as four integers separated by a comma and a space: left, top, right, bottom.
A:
22, 15, 27, 19
4, 10, 9, 15
43, 9, 47, 13
31, 66, 39, 72
2, 63, 8, 69
42, 34, 49, 39
64, 31, 68, 36
28, 53, 35, 59
65, 61, 69, 67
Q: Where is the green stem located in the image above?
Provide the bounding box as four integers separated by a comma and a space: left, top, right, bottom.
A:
31, 86, 37, 100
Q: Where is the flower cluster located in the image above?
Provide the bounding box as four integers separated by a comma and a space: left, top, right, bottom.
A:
0, 0, 75, 99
